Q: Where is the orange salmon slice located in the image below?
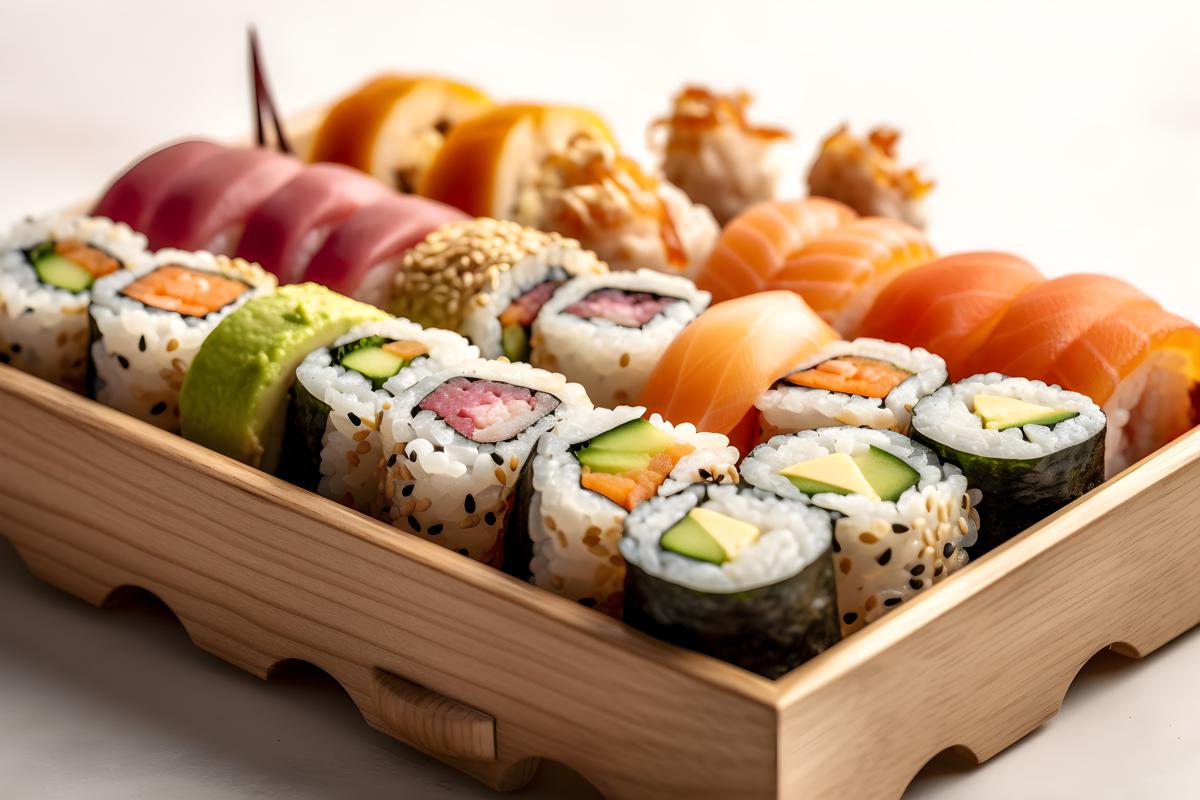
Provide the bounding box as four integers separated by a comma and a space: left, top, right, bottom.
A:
56, 239, 120, 279
122, 265, 248, 318
785, 355, 912, 399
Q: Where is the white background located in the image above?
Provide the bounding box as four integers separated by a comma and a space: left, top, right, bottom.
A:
1, 1, 1199, 797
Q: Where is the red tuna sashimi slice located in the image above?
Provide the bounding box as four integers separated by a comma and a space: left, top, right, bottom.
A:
236, 163, 389, 283
92, 139, 224, 233
143, 147, 304, 253
304, 195, 467, 308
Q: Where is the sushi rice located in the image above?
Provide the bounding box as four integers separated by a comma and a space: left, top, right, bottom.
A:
0, 215, 149, 391
756, 338, 946, 438
90, 249, 276, 430
740, 427, 978, 634
530, 269, 710, 407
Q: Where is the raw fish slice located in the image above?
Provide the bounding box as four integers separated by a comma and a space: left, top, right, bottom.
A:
769, 217, 935, 335
637, 291, 839, 453
144, 147, 303, 252
236, 163, 389, 283
303, 195, 466, 307
967, 274, 1159, 380
695, 198, 855, 303
858, 252, 1045, 379
92, 140, 223, 232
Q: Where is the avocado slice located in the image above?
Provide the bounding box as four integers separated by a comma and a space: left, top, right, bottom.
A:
973, 393, 1079, 430
180, 284, 389, 472
780, 452, 880, 501
660, 507, 761, 564
501, 324, 529, 362
35, 253, 93, 292
852, 445, 920, 502
577, 448, 652, 474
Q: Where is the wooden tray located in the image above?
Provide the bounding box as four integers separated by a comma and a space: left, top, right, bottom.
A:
3, 354, 1200, 797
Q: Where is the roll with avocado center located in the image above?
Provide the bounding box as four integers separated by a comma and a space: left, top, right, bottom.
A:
0, 216, 149, 391
282, 318, 479, 512
756, 337, 947, 439
504, 406, 739, 615
740, 426, 978, 635
620, 483, 839, 678
911, 373, 1105, 554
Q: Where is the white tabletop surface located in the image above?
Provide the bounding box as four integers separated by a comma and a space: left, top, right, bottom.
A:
1, 1, 1198, 797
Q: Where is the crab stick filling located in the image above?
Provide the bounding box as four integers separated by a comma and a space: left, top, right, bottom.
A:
784, 355, 913, 399
121, 265, 248, 318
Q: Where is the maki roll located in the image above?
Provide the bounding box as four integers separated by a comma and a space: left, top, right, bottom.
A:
620, 484, 839, 678
393, 218, 607, 361
530, 270, 710, 407
0, 216, 149, 391
505, 406, 739, 615
911, 374, 1105, 553
90, 250, 276, 430
283, 319, 479, 513
379, 360, 591, 564
740, 427, 977, 635
756, 338, 946, 439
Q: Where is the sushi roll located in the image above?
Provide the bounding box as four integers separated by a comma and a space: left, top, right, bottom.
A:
620, 484, 839, 678
393, 218, 606, 360
740, 427, 977, 635
504, 406, 740, 615
282, 319, 479, 513
90, 250, 276, 430
756, 338, 947, 439
530, 270, 710, 407
0, 216, 149, 391
379, 360, 591, 564
911, 374, 1105, 553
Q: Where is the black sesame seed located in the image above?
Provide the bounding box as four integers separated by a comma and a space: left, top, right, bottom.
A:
347, 412, 361, 426
910, 563, 925, 576
579, 598, 597, 608
387, 453, 397, 467
464, 494, 476, 513
909, 578, 924, 590
456, 548, 470, 556
484, 512, 496, 526
22, 307, 34, 315
426, 523, 443, 535
490, 452, 504, 465
9, 343, 20, 354
842, 612, 858, 625
0, 353, 9, 365
884, 597, 902, 607
137, 335, 146, 352
150, 401, 167, 416
876, 548, 892, 566
892, 523, 909, 534
407, 515, 421, 532
698, 468, 711, 480
935, 564, 945, 577
379, 505, 390, 515
408, 449, 417, 462
117, 355, 129, 369
401, 484, 414, 497
943, 542, 955, 558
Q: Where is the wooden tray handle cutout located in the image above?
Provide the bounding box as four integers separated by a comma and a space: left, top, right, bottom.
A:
371, 669, 497, 762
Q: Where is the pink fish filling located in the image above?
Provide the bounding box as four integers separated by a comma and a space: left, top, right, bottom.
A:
418, 378, 560, 444
564, 288, 680, 327
499, 280, 562, 328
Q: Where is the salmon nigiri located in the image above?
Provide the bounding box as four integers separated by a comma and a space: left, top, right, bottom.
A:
767, 216, 935, 336
637, 291, 839, 453
858, 251, 1045, 379
695, 197, 856, 303
968, 274, 1200, 475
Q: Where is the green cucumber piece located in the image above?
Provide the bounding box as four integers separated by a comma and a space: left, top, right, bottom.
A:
340, 347, 407, 388
35, 253, 93, 292
660, 515, 727, 565
501, 325, 529, 362
577, 448, 652, 474
853, 445, 920, 502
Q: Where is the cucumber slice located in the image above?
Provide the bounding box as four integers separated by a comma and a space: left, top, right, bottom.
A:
780, 452, 879, 501
35, 253, 93, 292
973, 393, 1079, 430
577, 448, 652, 474
852, 445, 920, 502
340, 347, 407, 387
660, 514, 727, 564
501, 325, 529, 362
586, 418, 676, 454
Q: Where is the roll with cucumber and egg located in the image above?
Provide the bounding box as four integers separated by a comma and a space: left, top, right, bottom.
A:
392, 218, 607, 361
503, 406, 739, 616
90, 250, 276, 430
379, 360, 591, 564
282, 318, 480, 513
910, 373, 1105, 554
620, 483, 839, 678
756, 337, 946, 439
0, 216, 149, 391
740, 427, 978, 635
529, 269, 710, 407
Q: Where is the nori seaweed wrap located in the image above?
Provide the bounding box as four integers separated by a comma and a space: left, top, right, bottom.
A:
619, 484, 838, 678
911, 373, 1106, 554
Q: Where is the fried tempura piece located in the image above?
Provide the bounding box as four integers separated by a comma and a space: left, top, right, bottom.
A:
807, 125, 934, 229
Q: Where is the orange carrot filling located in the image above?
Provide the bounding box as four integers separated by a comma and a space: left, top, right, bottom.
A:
785, 355, 912, 399
56, 239, 120, 279
382, 339, 430, 360
580, 442, 695, 511
122, 265, 248, 317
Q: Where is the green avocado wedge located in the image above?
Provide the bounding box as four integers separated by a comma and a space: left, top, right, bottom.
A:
180, 284, 388, 472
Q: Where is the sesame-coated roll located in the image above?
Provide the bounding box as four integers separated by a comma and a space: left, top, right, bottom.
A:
89, 250, 276, 430
391, 218, 606, 361
379, 359, 591, 563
